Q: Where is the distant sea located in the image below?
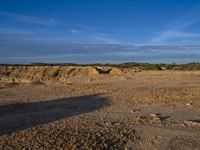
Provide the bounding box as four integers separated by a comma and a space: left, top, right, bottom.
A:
0, 44, 200, 64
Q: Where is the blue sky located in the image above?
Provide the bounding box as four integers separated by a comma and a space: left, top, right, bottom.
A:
1, 0, 200, 45
0, 0, 200, 64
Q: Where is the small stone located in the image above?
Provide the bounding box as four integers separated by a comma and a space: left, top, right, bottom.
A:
186, 102, 192, 106
150, 114, 157, 117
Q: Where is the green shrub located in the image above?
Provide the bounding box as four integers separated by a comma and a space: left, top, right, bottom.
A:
145, 64, 162, 70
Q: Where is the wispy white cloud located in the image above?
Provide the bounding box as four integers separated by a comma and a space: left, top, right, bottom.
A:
0, 12, 57, 26
89, 34, 118, 43
0, 27, 35, 35
88, 31, 120, 44
167, 7, 200, 31
149, 6, 200, 45
0, 12, 120, 44
69, 27, 119, 44
69, 29, 79, 34
151, 31, 200, 43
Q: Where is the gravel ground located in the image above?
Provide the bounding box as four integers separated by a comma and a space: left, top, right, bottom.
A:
0, 70, 200, 149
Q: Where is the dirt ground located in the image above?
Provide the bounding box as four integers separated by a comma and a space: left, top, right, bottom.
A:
0, 70, 200, 149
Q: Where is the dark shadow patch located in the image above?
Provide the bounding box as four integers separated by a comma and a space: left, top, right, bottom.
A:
156, 113, 170, 121
0, 94, 110, 135
95, 68, 112, 74
190, 119, 200, 123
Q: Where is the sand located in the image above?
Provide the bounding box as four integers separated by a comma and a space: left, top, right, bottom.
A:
0, 69, 200, 149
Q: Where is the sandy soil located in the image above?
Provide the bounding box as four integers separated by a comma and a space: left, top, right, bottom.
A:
0, 70, 200, 149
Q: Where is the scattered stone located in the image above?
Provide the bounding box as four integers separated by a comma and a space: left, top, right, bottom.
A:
186, 102, 193, 106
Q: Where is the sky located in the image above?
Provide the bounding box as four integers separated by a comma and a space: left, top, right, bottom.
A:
0, 0, 200, 64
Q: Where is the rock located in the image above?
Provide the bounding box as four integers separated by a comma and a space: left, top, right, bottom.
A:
186, 102, 192, 106
150, 114, 161, 122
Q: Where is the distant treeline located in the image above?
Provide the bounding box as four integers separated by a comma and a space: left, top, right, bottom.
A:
117, 62, 200, 70
0, 62, 200, 70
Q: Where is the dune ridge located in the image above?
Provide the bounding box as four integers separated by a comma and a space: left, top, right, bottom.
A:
0, 65, 133, 83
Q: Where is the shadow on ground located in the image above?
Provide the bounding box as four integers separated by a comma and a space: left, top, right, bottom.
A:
156, 113, 170, 121
0, 94, 110, 135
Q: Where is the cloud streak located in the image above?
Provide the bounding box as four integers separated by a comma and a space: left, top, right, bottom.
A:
69, 27, 119, 44
151, 31, 200, 43
149, 6, 200, 45
0, 11, 124, 44
0, 12, 57, 26
0, 27, 35, 35
89, 34, 118, 44
0, 11, 117, 43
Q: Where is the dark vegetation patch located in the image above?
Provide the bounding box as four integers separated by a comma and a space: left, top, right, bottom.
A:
51, 69, 59, 77
0, 62, 200, 70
